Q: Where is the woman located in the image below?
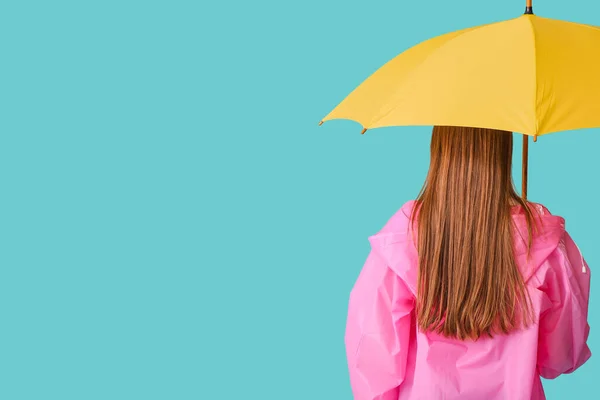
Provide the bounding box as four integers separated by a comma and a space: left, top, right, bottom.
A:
345, 126, 591, 400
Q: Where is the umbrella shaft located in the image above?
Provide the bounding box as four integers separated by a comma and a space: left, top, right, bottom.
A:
522, 135, 528, 200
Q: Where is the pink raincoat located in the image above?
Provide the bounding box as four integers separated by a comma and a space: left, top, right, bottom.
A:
345, 200, 591, 400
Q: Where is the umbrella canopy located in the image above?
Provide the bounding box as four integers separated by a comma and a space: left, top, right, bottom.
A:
320, 6, 600, 199
321, 14, 600, 137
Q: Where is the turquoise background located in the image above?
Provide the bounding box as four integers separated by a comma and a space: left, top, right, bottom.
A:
0, 0, 597, 398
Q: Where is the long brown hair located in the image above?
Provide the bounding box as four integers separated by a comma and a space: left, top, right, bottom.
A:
411, 126, 537, 340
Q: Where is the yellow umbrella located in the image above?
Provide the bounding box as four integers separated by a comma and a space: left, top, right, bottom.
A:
319, 0, 600, 199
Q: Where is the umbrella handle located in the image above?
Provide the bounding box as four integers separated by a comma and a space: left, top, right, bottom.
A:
525, 0, 533, 14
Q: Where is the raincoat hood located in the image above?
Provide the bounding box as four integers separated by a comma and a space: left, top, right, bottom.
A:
367, 200, 566, 297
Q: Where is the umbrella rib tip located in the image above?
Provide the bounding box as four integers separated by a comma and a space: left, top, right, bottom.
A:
361, 128, 367, 134
318, 120, 323, 126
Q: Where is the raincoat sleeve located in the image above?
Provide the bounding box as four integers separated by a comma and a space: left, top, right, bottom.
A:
344, 247, 414, 400
537, 231, 592, 379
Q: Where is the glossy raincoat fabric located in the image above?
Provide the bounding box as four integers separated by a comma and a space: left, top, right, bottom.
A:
345, 200, 591, 400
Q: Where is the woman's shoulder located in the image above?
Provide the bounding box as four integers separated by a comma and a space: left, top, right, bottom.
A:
400, 199, 418, 217
511, 201, 552, 215
511, 200, 563, 218
529, 201, 552, 215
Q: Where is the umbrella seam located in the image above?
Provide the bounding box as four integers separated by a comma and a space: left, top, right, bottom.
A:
527, 16, 539, 135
